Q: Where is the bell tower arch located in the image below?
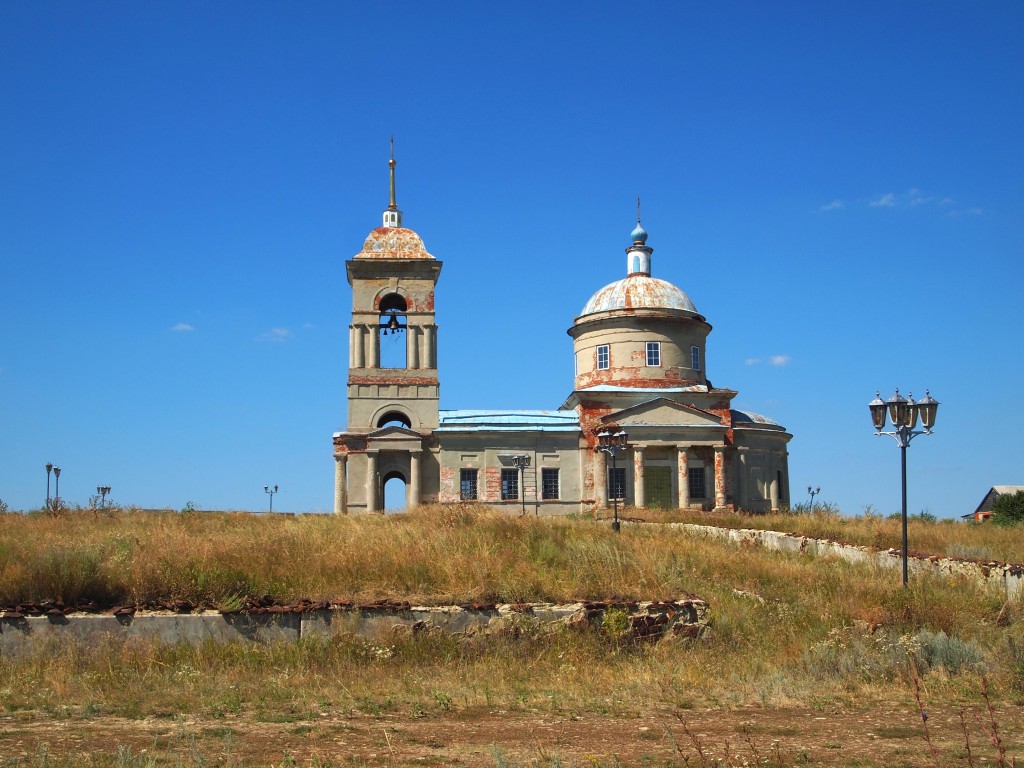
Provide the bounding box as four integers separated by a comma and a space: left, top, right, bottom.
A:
332, 142, 442, 513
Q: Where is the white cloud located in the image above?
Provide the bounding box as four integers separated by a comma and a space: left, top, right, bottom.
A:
769, 355, 791, 366
258, 327, 290, 342
745, 358, 762, 366
870, 193, 896, 208
172, 322, 195, 332
819, 200, 844, 211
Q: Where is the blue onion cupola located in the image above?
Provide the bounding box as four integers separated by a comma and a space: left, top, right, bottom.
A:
626, 204, 653, 276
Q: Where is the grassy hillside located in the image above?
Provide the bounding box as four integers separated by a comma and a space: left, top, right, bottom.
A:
0, 506, 1021, 705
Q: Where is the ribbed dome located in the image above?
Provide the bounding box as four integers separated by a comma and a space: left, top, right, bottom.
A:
580, 275, 698, 316
356, 227, 435, 260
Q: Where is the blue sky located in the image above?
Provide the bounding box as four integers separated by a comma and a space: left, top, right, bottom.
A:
2, 3, 1022, 516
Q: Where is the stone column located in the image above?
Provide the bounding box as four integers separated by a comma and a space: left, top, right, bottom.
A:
407, 326, 420, 369
367, 325, 380, 369
633, 446, 645, 509
713, 445, 727, 509
677, 447, 690, 509
365, 451, 378, 513
334, 453, 348, 514
353, 325, 366, 369
408, 451, 421, 509
422, 325, 437, 368
593, 449, 607, 507
769, 474, 779, 513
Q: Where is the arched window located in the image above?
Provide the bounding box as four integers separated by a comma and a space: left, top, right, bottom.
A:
377, 411, 412, 429
378, 293, 408, 369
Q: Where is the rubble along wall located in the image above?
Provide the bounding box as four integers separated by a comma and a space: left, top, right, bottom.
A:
0, 599, 709, 658
673, 523, 1024, 599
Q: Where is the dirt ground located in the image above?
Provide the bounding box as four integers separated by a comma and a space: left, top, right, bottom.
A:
2, 703, 1023, 766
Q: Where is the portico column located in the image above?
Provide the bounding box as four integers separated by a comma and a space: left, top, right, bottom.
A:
366, 451, 378, 513
633, 446, 645, 509
769, 474, 780, 513
713, 445, 727, 509
593, 449, 607, 507
677, 447, 690, 509
334, 453, 348, 515
408, 451, 421, 508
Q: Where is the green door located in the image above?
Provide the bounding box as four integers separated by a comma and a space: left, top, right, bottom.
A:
644, 466, 672, 509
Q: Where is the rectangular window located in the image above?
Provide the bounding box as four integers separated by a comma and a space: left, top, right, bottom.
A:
500, 468, 519, 500
541, 468, 559, 500
459, 469, 478, 501
688, 467, 706, 499
646, 341, 661, 367
597, 344, 610, 370
608, 467, 626, 500
691, 345, 701, 371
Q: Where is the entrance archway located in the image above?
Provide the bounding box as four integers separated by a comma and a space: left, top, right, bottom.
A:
382, 471, 407, 514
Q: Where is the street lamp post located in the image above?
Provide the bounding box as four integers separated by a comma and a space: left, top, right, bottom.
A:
97, 486, 111, 509
869, 389, 939, 587
511, 454, 531, 516
264, 484, 278, 513
807, 485, 820, 510
45, 463, 53, 508
53, 466, 61, 511
596, 429, 629, 532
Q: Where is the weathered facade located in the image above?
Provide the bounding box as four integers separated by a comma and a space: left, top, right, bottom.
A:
332, 156, 791, 514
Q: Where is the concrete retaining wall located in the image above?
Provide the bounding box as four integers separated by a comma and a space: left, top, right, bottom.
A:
0, 599, 708, 658
673, 523, 1024, 599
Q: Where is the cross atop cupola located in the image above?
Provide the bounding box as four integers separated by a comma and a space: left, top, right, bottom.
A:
383, 135, 403, 228
626, 196, 653, 276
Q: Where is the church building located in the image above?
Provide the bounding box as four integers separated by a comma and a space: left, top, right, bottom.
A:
332, 153, 791, 514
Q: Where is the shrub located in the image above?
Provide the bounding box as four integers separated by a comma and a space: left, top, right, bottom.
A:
992, 490, 1024, 527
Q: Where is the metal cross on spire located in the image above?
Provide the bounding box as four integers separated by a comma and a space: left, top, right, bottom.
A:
388, 134, 398, 212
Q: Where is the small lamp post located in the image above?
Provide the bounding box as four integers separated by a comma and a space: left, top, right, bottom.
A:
596, 429, 629, 532
45, 463, 53, 508
869, 389, 939, 587
53, 466, 61, 510
97, 486, 111, 509
264, 484, 278, 513
807, 485, 820, 510
511, 454, 531, 515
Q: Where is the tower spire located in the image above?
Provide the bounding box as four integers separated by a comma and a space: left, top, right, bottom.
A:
383, 135, 403, 228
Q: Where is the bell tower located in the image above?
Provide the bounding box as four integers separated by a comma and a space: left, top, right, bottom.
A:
332, 142, 443, 513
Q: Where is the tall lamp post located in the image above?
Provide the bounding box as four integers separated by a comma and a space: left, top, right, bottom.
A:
807, 486, 820, 510
869, 389, 939, 587
596, 429, 629, 532
53, 466, 61, 510
45, 463, 53, 508
511, 454, 531, 516
97, 486, 111, 509
264, 484, 278, 513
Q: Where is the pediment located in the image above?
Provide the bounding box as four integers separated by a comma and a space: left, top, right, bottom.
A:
601, 398, 724, 428
368, 425, 422, 439
366, 426, 425, 452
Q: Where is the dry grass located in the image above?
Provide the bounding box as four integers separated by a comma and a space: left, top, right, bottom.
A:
1, 505, 1022, 766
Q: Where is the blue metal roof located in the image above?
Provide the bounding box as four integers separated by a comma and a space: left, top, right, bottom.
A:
437, 409, 580, 432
